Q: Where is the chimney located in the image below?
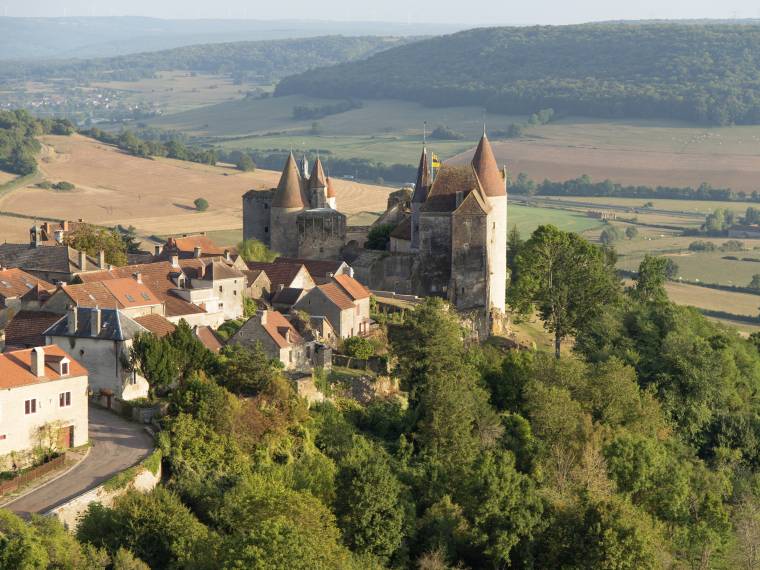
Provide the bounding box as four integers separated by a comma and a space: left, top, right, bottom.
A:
171, 254, 179, 268
98, 250, 106, 269
90, 307, 101, 337
53, 229, 64, 244
348, 266, 355, 278
62, 220, 69, 231
133, 272, 142, 284
78, 250, 87, 271
278, 283, 285, 292
68, 307, 78, 334
193, 246, 202, 258
154, 244, 163, 256
31, 347, 45, 377
261, 310, 268, 325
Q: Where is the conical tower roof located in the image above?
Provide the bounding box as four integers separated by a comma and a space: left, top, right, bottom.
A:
471, 133, 504, 197
273, 152, 307, 208
326, 176, 337, 198
309, 156, 328, 190
411, 146, 431, 204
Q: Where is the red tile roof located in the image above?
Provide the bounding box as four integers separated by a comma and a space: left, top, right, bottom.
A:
333, 274, 371, 301
134, 314, 176, 338
318, 282, 355, 310
274, 257, 345, 282
167, 235, 226, 255
246, 261, 310, 290
56, 278, 160, 310
261, 310, 303, 349
78, 261, 204, 317
4, 311, 63, 349
195, 326, 223, 353
0, 268, 54, 303
0, 345, 86, 389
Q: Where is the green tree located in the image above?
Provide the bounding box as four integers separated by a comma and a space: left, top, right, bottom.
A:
77, 487, 209, 570
634, 255, 670, 302
167, 319, 217, 382
236, 238, 277, 262
218, 342, 281, 396
626, 225, 639, 239
63, 223, 128, 266
335, 437, 408, 560
749, 274, 760, 290
342, 336, 375, 360
193, 197, 209, 211
365, 224, 394, 250
508, 225, 620, 357
128, 333, 178, 398
236, 153, 256, 172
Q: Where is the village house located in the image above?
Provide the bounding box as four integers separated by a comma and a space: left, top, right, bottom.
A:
0, 243, 102, 283
0, 267, 54, 329
241, 268, 271, 300
245, 261, 316, 292
3, 311, 65, 351
44, 307, 151, 407
43, 277, 165, 318
228, 309, 313, 371
75, 257, 230, 327
294, 274, 372, 339
0, 345, 88, 468
273, 257, 352, 284
178, 258, 247, 320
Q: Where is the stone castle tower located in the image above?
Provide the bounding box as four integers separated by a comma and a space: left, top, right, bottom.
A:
410, 131, 507, 314
243, 153, 345, 259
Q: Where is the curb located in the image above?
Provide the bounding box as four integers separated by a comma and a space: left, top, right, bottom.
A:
0, 446, 92, 510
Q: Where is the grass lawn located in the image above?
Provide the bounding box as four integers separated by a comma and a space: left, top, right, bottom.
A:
509, 204, 605, 237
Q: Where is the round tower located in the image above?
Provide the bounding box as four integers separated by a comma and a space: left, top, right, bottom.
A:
270, 152, 308, 257
472, 132, 507, 313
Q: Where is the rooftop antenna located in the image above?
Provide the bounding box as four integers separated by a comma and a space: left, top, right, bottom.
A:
482, 109, 487, 137
423, 121, 427, 146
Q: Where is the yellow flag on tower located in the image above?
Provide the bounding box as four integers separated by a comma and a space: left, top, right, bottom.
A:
431, 153, 441, 170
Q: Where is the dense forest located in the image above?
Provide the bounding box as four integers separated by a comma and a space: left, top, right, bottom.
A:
276, 23, 760, 125
6, 232, 760, 568
0, 109, 74, 176
0, 36, 413, 85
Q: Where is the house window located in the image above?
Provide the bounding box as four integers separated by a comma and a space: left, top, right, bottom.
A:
59, 392, 71, 407
289, 350, 293, 363
233, 290, 237, 296
219, 286, 223, 293
25, 399, 37, 415
0, 434, 6, 440
61, 362, 69, 375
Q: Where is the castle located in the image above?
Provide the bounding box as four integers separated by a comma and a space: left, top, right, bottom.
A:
242, 132, 507, 322
242, 154, 345, 259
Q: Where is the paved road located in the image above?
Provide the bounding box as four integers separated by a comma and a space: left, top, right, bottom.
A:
6, 407, 154, 516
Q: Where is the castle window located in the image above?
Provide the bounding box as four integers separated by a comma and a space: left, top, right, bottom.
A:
264, 204, 268, 210
264, 226, 269, 233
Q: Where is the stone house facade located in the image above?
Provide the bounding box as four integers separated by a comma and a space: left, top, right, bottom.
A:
0, 346, 88, 468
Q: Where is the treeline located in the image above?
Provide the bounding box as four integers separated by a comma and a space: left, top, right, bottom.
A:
82, 128, 219, 165
0, 36, 409, 85
276, 23, 760, 125
511, 172, 760, 202
0, 109, 74, 175
222, 148, 418, 183
292, 99, 363, 120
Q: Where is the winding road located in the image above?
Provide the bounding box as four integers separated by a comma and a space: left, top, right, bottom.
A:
5, 407, 154, 517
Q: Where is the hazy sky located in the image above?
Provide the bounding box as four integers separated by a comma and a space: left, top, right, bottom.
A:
2, 0, 760, 25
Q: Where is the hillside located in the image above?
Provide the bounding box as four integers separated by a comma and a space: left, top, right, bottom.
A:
0, 134, 393, 243
0, 35, 416, 84
276, 23, 760, 125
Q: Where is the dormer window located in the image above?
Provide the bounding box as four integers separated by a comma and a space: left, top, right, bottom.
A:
60, 361, 69, 376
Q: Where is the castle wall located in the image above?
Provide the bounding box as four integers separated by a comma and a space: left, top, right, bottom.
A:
243, 190, 274, 246
270, 207, 302, 257
486, 195, 508, 312
450, 213, 489, 310
297, 210, 347, 260
417, 213, 451, 298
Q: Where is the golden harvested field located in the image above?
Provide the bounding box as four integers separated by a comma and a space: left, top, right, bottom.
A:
449, 118, 760, 192
664, 282, 760, 317
0, 171, 16, 186
0, 135, 393, 243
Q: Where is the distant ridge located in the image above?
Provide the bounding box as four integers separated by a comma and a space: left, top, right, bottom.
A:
275, 22, 760, 125
0, 16, 463, 60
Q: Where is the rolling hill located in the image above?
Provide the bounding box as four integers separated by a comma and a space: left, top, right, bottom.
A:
0, 35, 417, 84
276, 22, 760, 125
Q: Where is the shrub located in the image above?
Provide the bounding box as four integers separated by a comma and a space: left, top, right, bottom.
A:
342, 336, 375, 360
689, 240, 716, 252
52, 181, 75, 191
193, 198, 209, 212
